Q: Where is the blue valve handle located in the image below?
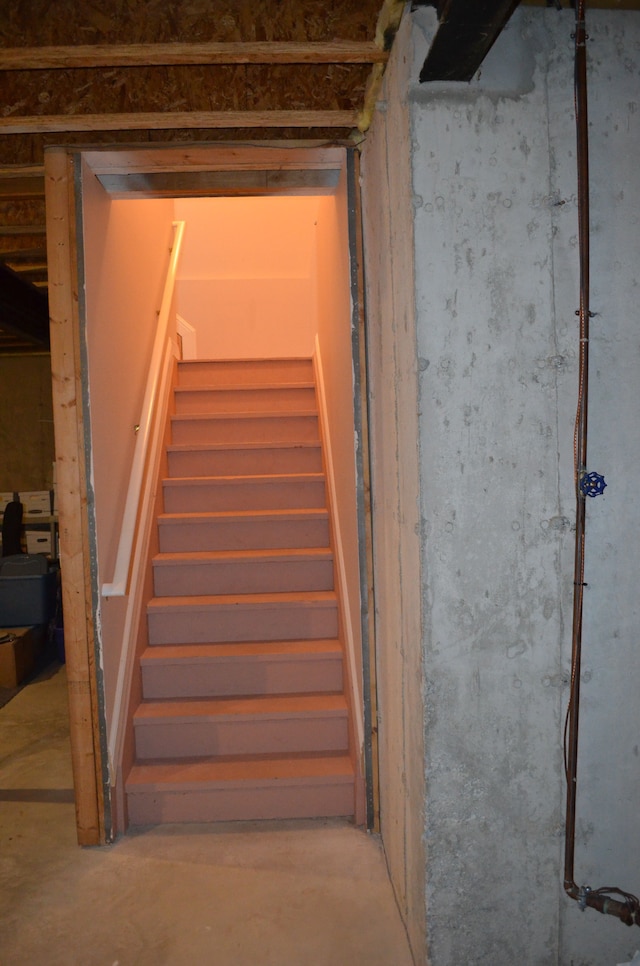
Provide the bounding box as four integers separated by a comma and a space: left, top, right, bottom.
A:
579, 472, 607, 498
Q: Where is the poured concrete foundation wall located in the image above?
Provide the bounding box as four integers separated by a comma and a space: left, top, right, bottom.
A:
363, 6, 640, 963
407, 6, 640, 964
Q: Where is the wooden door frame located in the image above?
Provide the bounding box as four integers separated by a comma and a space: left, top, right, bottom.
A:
45, 140, 377, 844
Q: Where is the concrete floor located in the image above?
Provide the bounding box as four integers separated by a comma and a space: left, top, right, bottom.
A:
0, 664, 415, 966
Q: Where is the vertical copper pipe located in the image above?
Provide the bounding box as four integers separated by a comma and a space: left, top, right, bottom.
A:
563, 4, 640, 927
564, 0, 590, 902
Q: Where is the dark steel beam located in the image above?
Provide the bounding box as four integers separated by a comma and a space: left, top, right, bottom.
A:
414, 0, 522, 82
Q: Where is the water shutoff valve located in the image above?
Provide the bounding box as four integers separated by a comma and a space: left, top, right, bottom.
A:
579, 472, 607, 498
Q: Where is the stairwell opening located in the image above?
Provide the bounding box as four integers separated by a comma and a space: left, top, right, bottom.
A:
45, 143, 376, 843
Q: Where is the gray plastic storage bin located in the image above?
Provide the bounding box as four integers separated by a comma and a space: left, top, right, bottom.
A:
0, 569, 57, 627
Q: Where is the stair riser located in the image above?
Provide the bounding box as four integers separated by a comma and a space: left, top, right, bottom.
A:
177, 359, 313, 388
174, 386, 316, 414
167, 446, 322, 478
158, 516, 330, 553
171, 415, 319, 445
141, 656, 343, 699
147, 601, 338, 645
127, 780, 354, 825
153, 559, 334, 597
134, 714, 348, 759
163, 480, 326, 514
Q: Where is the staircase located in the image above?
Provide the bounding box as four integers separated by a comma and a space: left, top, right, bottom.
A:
125, 357, 360, 825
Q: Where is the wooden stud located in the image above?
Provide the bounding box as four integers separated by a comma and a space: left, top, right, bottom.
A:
0, 225, 47, 236
0, 41, 388, 71
0, 246, 47, 259
45, 147, 108, 846
0, 176, 45, 198
0, 111, 358, 135
350, 148, 381, 832
359, 0, 407, 132
4, 259, 47, 270
0, 164, 45, 177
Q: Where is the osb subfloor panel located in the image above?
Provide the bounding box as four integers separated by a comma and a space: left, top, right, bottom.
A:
0, 0, 384, 164
1, 1, 381, 45
0, 666, 414, 966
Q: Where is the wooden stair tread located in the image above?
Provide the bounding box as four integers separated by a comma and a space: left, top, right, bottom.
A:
172, 410, 317, 421
176, 383, 315, 390
164, 472, 324, 484
174, 379, 315, 395
152, 547, 332, 565
141, 640, 342, 662
147, 590, 337, 610
158, 508, 328, 524
178, 356, 312, 364
127, 752, 354, 789
134, 693, 347, 720
166, 440, 320, 453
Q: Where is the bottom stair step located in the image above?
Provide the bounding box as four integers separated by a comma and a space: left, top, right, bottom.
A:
126, 753, 355, 825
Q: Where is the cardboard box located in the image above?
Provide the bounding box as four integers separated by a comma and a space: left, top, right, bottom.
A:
0, 492, 15, 516
0, 626, 46, 688
25, 530, 53, 556
19, 491, 52, 520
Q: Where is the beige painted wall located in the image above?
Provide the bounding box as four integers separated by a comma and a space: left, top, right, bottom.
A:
313, 168, 363, 720
174, 197, 318, 358
81, 170, 175, 725
176, 277, 314, 358
0, 354, 55, 494
360, 12, 427, 963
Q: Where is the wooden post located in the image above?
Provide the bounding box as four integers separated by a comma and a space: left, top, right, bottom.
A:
45, 148, 108, 846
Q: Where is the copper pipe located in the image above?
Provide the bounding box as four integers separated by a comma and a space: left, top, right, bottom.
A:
563, 0, 590, 903
563, 0, 640, 927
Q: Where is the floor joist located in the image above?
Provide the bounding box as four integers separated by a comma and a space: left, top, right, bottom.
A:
0, 41, 388, 71
0, 111, 359, 135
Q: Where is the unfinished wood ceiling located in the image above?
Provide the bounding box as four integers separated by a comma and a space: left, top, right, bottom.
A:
0, 0, 398, 353
1, 0, 639, 354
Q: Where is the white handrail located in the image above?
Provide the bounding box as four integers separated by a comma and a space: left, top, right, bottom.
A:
102, 220, 185, 597
107, 335, 176, 771
313, 338, 364, 758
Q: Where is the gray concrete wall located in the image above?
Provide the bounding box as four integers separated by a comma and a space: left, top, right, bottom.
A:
409, 6, 640, 964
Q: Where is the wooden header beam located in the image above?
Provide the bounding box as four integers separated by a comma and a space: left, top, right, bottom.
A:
0, 41, 388, 71
96, 167, 342, 198
0, 110, 359, 135
81, 143, 348, 176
